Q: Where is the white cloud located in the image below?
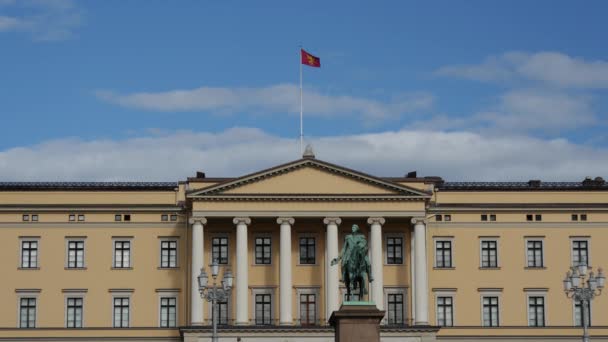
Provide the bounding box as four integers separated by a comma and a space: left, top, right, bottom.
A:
435, 51, 608, 89
0, 0, 82, 41
96, 84, 434, 121
0, 127, 606, 182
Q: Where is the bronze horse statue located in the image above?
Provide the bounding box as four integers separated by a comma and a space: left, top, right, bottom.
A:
331, 224, 373, 300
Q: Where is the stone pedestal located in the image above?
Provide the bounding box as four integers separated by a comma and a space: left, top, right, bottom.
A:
329, 304, 385, 342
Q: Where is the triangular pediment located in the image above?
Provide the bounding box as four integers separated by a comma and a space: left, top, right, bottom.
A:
187, 158, 430, 199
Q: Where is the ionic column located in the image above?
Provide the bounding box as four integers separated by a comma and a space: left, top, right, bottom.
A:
278, 217, 295, 325
412, 217, 429, 325
368, 217, 385, 310
189, 217, 207, 325
324, 217, 341, 320
234, 217, 251, 325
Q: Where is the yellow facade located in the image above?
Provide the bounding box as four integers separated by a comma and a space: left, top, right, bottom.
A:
0, 156, 606, 341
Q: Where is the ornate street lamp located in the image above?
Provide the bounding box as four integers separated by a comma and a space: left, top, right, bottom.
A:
563, 265, 605, 342
198, 259, 233, 342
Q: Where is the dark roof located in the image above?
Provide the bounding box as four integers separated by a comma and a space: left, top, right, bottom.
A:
439, 180, 607, 191
0, 182, 178, 191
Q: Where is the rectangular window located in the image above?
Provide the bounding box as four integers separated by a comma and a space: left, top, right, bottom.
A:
160, 240, 178, 268
114, 241, 131, 268
114, 214, 122, 222
444, 214, 452, 221
21, 240, 38, 268
490, 214, 496, 221
572, 240, 589, 266
581, 214, 588, 221
22, 214, 29, 221
161, 214, 168, 221
212, 237, 229, 264
482, 296, 499, 327
436, 296, 454, 327
435, 240, 453, 268
572, 214, 579, 221
19, 297, 36, 328
481, 214, 487, 221
31, 214, 39, 221
299, 237, 316, 264
170, 214, 178, 221
528, 296, 545, 327
66, 297, 83, 328
386, 237, 403, 264
526, 214, 533, 221
481, 240, 498, 268
387, 293, 404, 325
535, 214, 542, 221
113, 297, 130, 328
527, 240, 544, 267
215, 300, 228, 325
575, 300, 591, 327
435, 214, 443, 221
67, 240, 85, 268
124, 214, 131, 221
255, 237, 271, 265
255, 294, 272, 325
299, 294, 316, 326
160, 297, 177, 328
69, 214, 75, 222
78, 214, 85, 222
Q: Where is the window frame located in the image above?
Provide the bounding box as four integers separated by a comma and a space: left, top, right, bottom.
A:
480, 293, 501, 327
251, 288, 274, 326
159, 238, 179, 268
19, 237, 40, 269
254, 235, 272, 265
384, 287, 407, 325
479, 238, 499, 268
18, 296, 38, 328
297, 234, 318, 266
207, 294, 229, 325
525, 238, 545, 268
570, 238, 591, 267
211, 235, 229, 265
158, 293, 178, 328
434, 291, 455, 327
112, 238, 133, 269
526, 293, 546, 327
434, 237, 454, 269
296, 288, 319, 326
65, 295, 85, 328
112, 295, 131, 328
65, 238, 86, 269
573, 299, 592, 327
384, 234, 405, 265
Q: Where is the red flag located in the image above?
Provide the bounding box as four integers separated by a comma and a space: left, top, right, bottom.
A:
301, 49, 320, 67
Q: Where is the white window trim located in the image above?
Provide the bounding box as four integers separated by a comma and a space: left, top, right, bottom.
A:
64, 292, 86, 328
19, 237, 40, 269
480, 291, 502, 327
112, 237, 133, 269
210, 233, 230, 265
525, 290, 547, 327
297, 233, 318, 266
434, 290, 456, 327
384, 233, 406, 265
383, 287, 407, 325
295, 287, 320, 324
253, 234, 273, 266
16, 291, 39, 328
570, 237, 591, 267
158, 237, 179, 268
158, 291, 179, 328
251, 288, 274, 324
524, 238, 545, 268
479, 237, 500, 268
65, 237, 87, 269
433, 237, 454, 268
110, 291, 133, 328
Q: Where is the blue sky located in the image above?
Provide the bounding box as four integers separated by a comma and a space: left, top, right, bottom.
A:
1, 0, 608, 181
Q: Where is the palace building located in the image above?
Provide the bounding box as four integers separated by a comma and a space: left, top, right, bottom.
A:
1, 149, 607, 342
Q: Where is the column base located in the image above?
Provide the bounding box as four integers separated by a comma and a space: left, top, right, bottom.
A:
234, 321, 250, 326
414, 320, 430, 326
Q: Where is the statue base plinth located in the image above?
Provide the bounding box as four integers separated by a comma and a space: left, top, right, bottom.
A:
329, 303, 385, 342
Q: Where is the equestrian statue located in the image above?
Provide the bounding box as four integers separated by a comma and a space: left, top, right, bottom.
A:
331, 224, 374, 301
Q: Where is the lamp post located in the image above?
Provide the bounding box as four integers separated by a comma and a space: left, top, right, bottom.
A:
198, 259, 233, 342
563, 264, 605, 342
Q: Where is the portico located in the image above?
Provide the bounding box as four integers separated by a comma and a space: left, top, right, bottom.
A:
185, 156, 432, 328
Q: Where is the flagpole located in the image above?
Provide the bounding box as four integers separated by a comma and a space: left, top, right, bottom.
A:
299, 48, 304, 155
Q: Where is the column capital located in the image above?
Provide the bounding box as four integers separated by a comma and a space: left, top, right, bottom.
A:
188, 217, 207, 225
277, 217, 295, 225
411, 217, 427, 225
233, 217, 251, 225
367, 217, 386, 226
323, 217, 342, 226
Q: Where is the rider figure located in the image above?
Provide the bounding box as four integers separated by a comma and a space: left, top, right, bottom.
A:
331, 224, 373, 297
